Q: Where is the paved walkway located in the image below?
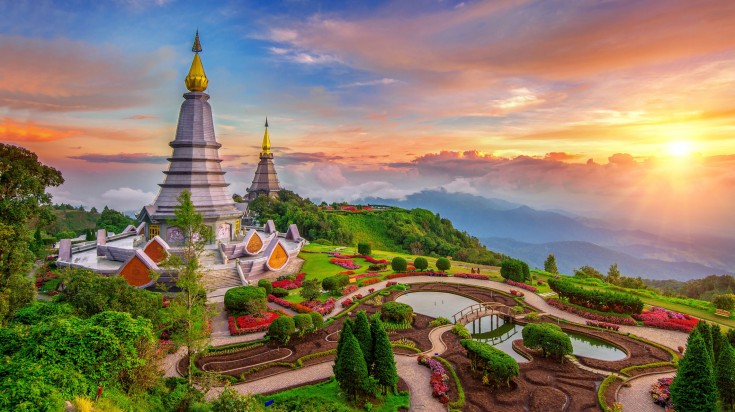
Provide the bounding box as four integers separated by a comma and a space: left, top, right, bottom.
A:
617, 372, 674, 412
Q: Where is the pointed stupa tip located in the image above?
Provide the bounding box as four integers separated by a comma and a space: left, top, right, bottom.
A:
192, 30, 203, 53
265, 117, 269, 128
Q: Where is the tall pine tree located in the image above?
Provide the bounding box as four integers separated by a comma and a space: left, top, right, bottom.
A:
334, 327, 371, 401
696, 321, 715, 363
334, 321, 353, 384
670, 332, 719, 412
711, 324, 723, 361
717, 342, 735, 412
371, 317, 398, 394
354, 311, 374, 369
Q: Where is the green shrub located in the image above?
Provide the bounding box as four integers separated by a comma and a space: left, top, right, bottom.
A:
293, 314, 313, 337
391, 257, 407, 272
413, 257, 428, 271
548, 278, 644, 314
224, 286, 267, 315
321, 276, 337, 293
309, 311, 324, 330
271, 287, 289, 298
525, 312, 540, 321
429, 317, 451, 327
381, 301, 413, 324
713, 294, 735, 311
522, 323, 572, 359
269, 316, 295, 344
500, 259, 529, 282
460, 339, 519, 386
436, 257, 451, 271
452, 323, 471, 339
257, 279, 273, 295
357, 242, 372, 256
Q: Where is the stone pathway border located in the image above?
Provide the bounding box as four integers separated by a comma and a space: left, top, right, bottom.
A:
616, 371, 674, 412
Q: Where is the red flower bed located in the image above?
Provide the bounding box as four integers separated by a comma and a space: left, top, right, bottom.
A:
386, 281, 398, 287
633, 307, 698, 333
368, 288, 375, 293
504, 279, 538, 292
546, 299, 637, 325
354, 294, 363, 300
342, 299, 353, 308
586, 321, 620, 331
268, 294, 313, 313
228, 311, 279, 335
329, 258, 361, 270
360, 278, 381, 286
271, 273, 306, 290
341, 285, 359, 296
351, 273, 381, 280
385, 271, 449, 279
362, 255, 388, 264
453, 273, 490, 280
510, 290, 525, 297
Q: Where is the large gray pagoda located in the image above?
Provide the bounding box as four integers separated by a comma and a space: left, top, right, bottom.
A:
245, 118, 283, 200
139, 32, 242, 243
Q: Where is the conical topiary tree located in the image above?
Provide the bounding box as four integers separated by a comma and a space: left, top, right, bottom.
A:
370, 317, 398, 394
717, 342, 735, 412
696, 321, 714, 363
353, 311, 374, 369
334, 328, 371, 401
670, 332, 719, 412
711, 323, 723, 361
333, 321, 353, 384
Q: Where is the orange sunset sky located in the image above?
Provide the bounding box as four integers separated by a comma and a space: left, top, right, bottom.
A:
1, 0, 734, 237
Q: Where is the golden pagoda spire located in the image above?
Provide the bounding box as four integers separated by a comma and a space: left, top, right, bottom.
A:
261, 117, 271, 155
185, 30, 208, 92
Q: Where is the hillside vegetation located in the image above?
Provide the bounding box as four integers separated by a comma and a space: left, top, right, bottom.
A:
44, 205, 135, 236
247, 190, 504, 265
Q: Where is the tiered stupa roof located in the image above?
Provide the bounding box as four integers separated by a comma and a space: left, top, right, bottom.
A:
145, 31, 241, 222
246, 118, 283, 200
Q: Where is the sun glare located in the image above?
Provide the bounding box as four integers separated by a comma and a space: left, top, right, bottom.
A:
667, 141, 693, 157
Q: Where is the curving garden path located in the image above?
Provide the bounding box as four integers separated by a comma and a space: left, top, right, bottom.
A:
617, 372, 674, 412
167, 275, 690, 409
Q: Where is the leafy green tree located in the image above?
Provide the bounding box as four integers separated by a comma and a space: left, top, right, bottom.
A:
606, 263, 621, 285
0, 144, 63, 324
413, 257, 428, 271
574, 265, 604, 280
353, 311, 374, 369
96, 206, 135, 234
716, 342, 735, 412
670, 332, 718, 412
370, 316, 398, 394
500, 259, 528, 282
436, 257, 451, 271
269, 316, 295, 344
309, 311, 323, 330
293, 314, 313, 337
391, 257, 407, 272
299, 278, 321, 301
334, 321, 353, 384
357, 242, 371, 256
333, 326, 371, 401
544, 253, 559, 274
321, 276, 337, 293
161, 190, 213, 387
522, 323, 573, 359
211, 387, 264, 412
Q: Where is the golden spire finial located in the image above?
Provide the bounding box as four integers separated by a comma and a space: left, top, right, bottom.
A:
261, 117, 271, 155
185, 30, 208, 92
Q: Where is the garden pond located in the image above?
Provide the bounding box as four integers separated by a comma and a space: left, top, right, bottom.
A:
397, 291, 627, 363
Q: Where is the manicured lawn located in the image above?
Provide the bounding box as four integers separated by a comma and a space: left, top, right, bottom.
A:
259, 377, 410, 412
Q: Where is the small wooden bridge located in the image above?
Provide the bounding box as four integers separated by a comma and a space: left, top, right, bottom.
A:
452, 302, 515, 325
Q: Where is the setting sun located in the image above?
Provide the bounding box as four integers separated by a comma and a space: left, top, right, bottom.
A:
668, 140, 693, 157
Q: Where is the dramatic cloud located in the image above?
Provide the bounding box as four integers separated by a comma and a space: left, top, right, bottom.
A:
0, 35, 172, 112
68, 153, 168, 164
0, 119, 80, 142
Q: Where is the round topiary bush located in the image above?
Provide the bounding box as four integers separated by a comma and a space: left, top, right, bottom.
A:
521, 323, 572, 359
293, 313, 313, 336
391, 257, 407, 272
271, 287, 289, 298
257, 279, 273, 295
357, 242, 372, 256
413, 257, 429, 271
321, 276, 337, 293
436, 257, 451, 271
309, 311, 324, 329
269, 316, 295, 344
381, 301, 414, 324
224, 286, 267, 315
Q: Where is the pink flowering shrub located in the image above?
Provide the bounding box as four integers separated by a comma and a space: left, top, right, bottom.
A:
586, 320, 620, 331
386, 281, 398, 287
341, 285, 358, 296
505, 279, 538, 292
632, 307, 698, 333
650, 377, 673, 407
228, 311, 279, 335
271, 273, 306, 290
454, 273, 490, 280
417, 355, 450, 403
329, 258, 361, 270
342, 299, 353, 308
510, 290, 525, 297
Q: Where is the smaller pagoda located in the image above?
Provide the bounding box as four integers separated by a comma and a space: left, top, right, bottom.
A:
246, 118, 283, 200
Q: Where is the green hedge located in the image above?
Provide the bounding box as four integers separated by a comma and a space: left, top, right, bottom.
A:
522, 323, 573, 359
223, 286, 267, 315
619, 361, 676, 377
500, 258, 530, 282
597, 374, 623, 412
460, 339, 519, 386
549, 278, 644, 314
381, 301, 414, 323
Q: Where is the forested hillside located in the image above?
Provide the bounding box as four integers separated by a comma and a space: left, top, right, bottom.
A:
246, 190, 505, 265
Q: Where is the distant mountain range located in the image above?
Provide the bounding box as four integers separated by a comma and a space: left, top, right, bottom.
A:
362, 190, 735, 281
